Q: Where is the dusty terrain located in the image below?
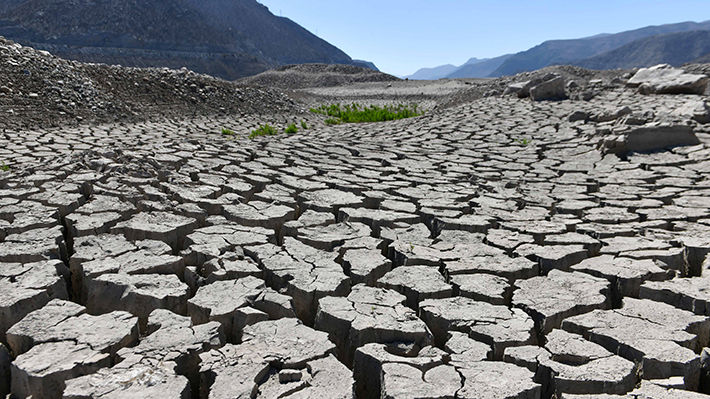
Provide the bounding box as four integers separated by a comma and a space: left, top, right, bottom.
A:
3, 38, 710, 399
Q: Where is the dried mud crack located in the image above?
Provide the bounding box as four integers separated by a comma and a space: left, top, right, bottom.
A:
4, 39, 710, 399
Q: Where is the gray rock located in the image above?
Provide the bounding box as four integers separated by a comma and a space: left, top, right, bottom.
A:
85, 273, 189, 327
298, 189, 365, 214
11, 341, 111, 399
295, 221, 371, 251
420, 296, 536, 359
282, 209, 335, 238
63, 360, 191, 399
222, 201, 296, 232
115, 310, 224, 396
513, 270, 611, 334
571, 255, 672, 301
381, 362, 461, 399
457, 361, 541, 399
112, 212, 198, 252
353, 342, 451, 399
342, 248, 392, 286
627, 64, 709, 94
0, 260, 69, 342
6, 300, 138, 359
74, 195, 137, 218
65, 212, 123, 238
446, 331, 491, 363
640, 277, 710, 316
339, 207, 420, 235
590, 106, 633, 123
515, 244, 588, 274
444, 255, 539, 282
530, 76, 567, 101
504, 329, 637, 397
450, 273, 511, 305
187, 276, 295, 342
0, 342, 9, 398
199, 318, 352, 399
245, 237, 350, 325
602, 122, 700, 154
562, 298, 710, 390
673, 100, 710, 124
315, 284, 433, 366
561, 380, 710, 398
376, 265, 452, 310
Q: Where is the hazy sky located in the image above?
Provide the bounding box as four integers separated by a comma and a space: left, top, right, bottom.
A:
257, 0, 710, 76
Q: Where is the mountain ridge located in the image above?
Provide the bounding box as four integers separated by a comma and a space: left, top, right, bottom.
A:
0, 0, 373, 80
571, 30, 710, 70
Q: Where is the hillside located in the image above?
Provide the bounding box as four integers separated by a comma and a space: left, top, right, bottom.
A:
0, 0, 364, 80
237, 63, 400, 90
445, 54, 513, 79
407, 64, 459, 80
489, 20, 710, 77
573, 30, 710, 70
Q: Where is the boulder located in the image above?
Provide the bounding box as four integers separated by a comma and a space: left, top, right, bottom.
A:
627, 64, 708, 95
530, 76, 568, 101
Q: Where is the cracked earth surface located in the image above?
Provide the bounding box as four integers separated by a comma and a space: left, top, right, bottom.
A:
3, 70, 710, 399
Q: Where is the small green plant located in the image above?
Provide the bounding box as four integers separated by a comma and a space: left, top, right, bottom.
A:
0, 161, 8, 172
310, 102, 421, 124
249, 124, 277, 139
221, 127, 235, 136
513, 137, 532, 145
300, 120, 308, 129
285, 123, 298, 134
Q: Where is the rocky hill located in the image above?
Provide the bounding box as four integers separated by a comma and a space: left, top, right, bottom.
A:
573, 30, 710, 70
0, 0, 365, 80
489, 20, 710, 77
237, 63, 400, 90
0, 36, 299, 130
445, 54, 513, 79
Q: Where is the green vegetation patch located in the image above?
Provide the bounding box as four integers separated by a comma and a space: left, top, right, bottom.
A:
310, 103, 421, 124
285, 123, 298, 134
0, 161, 9, 172
249, 124, 278, 139
221, 127, 235, 136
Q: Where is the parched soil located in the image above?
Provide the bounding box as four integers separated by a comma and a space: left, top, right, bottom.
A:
3, 37, 710, 399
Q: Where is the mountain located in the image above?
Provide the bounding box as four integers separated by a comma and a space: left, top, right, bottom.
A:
351, 60, 380, 71
489, 20, 710, 77
0, 0, 373, 80
445, 54, 513, 79
572, 30, 710, 70
407, 64, 459, 80
691, 52, 710, 64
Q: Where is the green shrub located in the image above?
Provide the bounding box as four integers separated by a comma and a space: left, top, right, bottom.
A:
310, 102, 421, 124
300, 120, 308, 129
249, 124, 277, 139
285, 124, 298, 134
0, 161, 8, 172
324, 118, 342, 125
513, 138, 532, 145
221, 127, 235, 136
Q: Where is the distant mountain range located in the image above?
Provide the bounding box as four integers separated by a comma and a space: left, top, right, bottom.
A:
409, 20, 710, 80
0, 0, 377, 80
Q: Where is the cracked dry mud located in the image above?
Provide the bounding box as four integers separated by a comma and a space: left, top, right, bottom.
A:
4, 65, 710, 399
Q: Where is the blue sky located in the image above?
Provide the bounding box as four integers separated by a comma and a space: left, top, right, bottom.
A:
257, 0, 710, 76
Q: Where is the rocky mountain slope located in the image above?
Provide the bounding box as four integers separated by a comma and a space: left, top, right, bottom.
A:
573, 30, 710, 70
489, 20, 710, 77
237, 64, 399, 90
0, 0, 367, 80
445, 54, 513, 79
